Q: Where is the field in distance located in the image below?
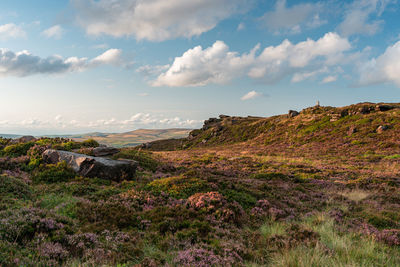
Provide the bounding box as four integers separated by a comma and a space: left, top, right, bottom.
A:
70, 128, 192, 147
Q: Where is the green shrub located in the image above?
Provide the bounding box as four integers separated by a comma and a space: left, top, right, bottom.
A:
56, 141, 81, 151
114, 149, 159, 171
33, 162, 76, 183
38, 193, 78, 219
252, 172, 289, 181
146, 176, 209, 199
3, 142, 34, 157
81, 139, 100, 148
220, 189, 256, 209
0, 175, 32, 200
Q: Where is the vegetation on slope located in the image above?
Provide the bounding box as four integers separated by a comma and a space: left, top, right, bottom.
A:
0, 103, 399, 266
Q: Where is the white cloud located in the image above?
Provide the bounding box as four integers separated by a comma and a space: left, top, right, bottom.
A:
137, 93, 149, 97
0, 48, 124, 77
321, 75, 337, 83
291, 67, 328, 83
237, 22, 245, 31
91, 49, 123, 66
2, 113, 201, 133
260, 0, 324, 34
358, 40, 400, 87
241, 90, 262, 100
149, 32, 351, 87
0, 23, 26, 40
41, 25, 63, 39
338, 0, 393, 37
136, 64, 170, 77
71, 0, 249, 41
92, 43, 109, 49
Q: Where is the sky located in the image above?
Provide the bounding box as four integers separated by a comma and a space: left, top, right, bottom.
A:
0, 0, 400, 135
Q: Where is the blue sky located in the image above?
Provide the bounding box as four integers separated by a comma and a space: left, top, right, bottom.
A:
0, 0, 399, 134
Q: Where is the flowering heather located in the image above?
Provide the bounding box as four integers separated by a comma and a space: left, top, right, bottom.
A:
174, 247, 243, 267
0, 103, 400, 265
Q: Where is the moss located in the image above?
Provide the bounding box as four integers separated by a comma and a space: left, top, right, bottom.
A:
146, 176, 209, 199
252, 172, 289, 181
81, 139, 100, 148
3, 142, 34, 157
220, 189, 256, 210
113, 149, 159, 171
32, 162, 76, 183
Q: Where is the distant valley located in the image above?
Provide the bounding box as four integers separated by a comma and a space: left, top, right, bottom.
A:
0, 128, 192, 148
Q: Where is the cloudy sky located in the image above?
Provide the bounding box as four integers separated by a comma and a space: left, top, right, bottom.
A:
0, 0, 399, 134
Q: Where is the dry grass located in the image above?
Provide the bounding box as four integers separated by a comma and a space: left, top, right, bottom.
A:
339, 189, 371, 202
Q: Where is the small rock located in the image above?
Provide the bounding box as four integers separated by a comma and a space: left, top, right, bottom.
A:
219, 114, 230, 119
376, 125, 389, 133
17, 136, 36, 143
375, 104, 395, 112
288, 110, 299, 118
358, 106, 373, 114
348, 126, 357, 135
93, 146, 119, 157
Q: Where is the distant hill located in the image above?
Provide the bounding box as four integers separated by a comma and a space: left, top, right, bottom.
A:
0, 134, 22, 139
71, 128, 192, 147
142, 102, 400, 155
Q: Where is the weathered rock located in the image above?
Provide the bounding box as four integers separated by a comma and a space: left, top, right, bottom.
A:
140, 143, 152, 149
288, 110, 299, 118
348, 126, 357, 135
219, 114, 230, 119
202, 117, 222, 130
375, 104, 395, 112
358, 106, 374, 114
42, 149, 137, 181
376, 125, 389, 133
17, 136, 36, 143
93, 146, 119, 157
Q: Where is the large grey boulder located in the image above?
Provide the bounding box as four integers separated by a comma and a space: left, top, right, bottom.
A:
93, 146, 119, 157
42, 149, 137, 181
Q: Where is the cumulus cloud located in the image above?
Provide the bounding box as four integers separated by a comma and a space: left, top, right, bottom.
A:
0, 23, 26, 40
358, 40, 400, 87
151, 40, 259, 87
237, 22, 245, 31
1, 113, 201, 133
260, 0, 324, 34
71, 0, 249, 41
149, 32, 351, 87
41, 25, 63, 39
338, 0, 393, 37
241, 90, 262, 100
291, 67, 328, 83
0, 48, 124, 77
321, 75, 337, 83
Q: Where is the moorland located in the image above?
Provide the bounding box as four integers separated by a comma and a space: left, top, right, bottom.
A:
0, 102, 399, 266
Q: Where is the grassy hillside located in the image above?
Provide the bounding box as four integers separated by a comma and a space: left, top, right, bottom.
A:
0, 103, 399, 266
72, 128, 192, 147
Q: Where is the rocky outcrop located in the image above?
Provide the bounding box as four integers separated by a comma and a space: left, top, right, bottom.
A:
375, 104, 395, 112
288, 110, 299, 118
42, 149, 137, 181
93, 147, 119, 157
17, 136, 36, 143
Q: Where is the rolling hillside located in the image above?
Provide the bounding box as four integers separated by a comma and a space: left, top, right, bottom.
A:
71, 128, 192, 147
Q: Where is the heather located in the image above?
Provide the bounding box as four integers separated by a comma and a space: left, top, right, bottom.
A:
0, 102, 399, 266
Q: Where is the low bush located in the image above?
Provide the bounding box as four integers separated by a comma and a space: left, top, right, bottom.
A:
3, 142, 35, 157
113, 149, 159, 171
146, 176, 209, 199
81, 139, 100, 148
32, 162, 76, 183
